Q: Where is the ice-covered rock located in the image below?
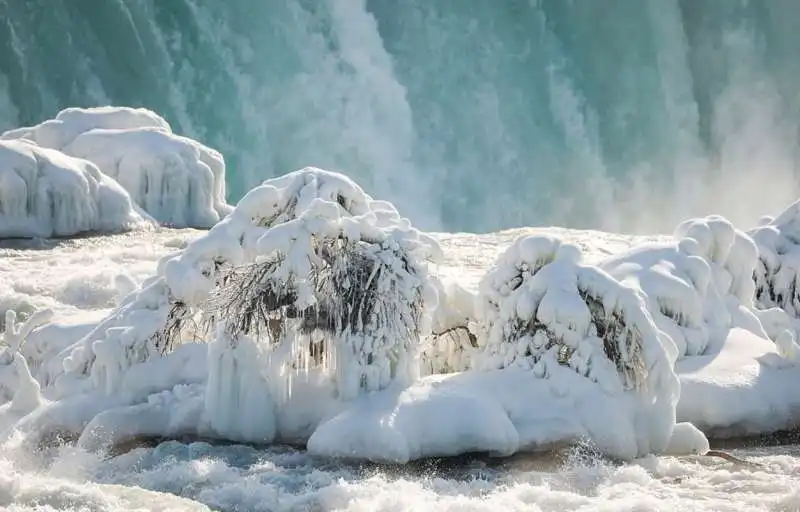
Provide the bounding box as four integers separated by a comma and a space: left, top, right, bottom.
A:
2, 106, 232, 228
52, 168, 441, 446
470, 235, 679, 457
63, 127, 231, 228
0, 139, 151, 238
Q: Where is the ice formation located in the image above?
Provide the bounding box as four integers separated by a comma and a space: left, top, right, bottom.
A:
2, 107, 232, 228
0, 139, 151, 238
1, 106, 170, 149
475, 235, 672, 393
63, 128, 231, 228
3, 129, 800, 465
601, 215, 788, 360
42, 168, 441, 447
749, 200, 800, 340
459, 235, 678, 456
420, 280, 477, 375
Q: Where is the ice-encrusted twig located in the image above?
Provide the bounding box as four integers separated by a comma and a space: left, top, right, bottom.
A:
0, 308, 52, 411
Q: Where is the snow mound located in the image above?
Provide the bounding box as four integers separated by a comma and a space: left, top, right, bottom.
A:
601, 215, 777, 360
475, 235, 671, 393
0, 139, 152, 238
48, 168, 441, 446
63, 128, 231, 228
2, 106, 170, 150
405, 234, 680, 459
677, 327, 800, 436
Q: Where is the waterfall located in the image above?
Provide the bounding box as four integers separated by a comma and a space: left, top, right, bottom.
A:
2, 0, 800, 233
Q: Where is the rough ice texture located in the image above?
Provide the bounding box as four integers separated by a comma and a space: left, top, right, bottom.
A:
7, 156, 800, 465
0, 139, 151, 238
2, 107, 232, 229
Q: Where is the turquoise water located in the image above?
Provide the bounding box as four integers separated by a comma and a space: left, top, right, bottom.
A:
3, 1, 800, 232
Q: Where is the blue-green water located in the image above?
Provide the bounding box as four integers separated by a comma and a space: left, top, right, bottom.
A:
3, 0, 800, 233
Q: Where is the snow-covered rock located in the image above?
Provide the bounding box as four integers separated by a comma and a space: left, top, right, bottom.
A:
51, 168, 441, 445
2, 106, 232, 229
468, 234, 679, 458
601, 215, 776, 361
0, 139, 152, 238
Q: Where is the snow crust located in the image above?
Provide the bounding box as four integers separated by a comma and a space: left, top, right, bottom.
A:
0, 139, 151, 238
2, 107, 232, 228
2, 106, 170, 150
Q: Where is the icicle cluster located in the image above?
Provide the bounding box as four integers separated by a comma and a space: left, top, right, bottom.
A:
475, 235, 663, 394
0, 139, 151, 238
420, 281, 478, 375
2, 106, 232, 229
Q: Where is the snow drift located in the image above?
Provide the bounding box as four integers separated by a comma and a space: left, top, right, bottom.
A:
0, 139, 151, 238
2, 107, 232, 228
599, 214, 800, 435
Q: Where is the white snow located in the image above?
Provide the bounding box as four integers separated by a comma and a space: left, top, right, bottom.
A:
2, 107, 232, 228
2, 175, 799, 464
0, 130, 799, 511
676, 327, 800, 436
0, 139, 152, 238
1, 106, 170, 150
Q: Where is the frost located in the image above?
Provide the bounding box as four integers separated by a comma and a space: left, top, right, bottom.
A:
468, 235, 679, 457
475, 235, 667, 394
205, 168, 442, 403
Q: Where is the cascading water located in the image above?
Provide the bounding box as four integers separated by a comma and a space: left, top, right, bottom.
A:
2, 0, 800, 233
